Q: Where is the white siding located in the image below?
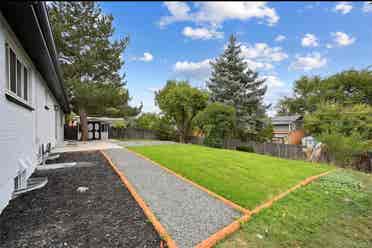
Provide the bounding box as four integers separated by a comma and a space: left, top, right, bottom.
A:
0, 14, 64, 213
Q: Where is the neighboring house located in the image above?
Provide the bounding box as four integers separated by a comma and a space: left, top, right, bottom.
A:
271, 115, 304, 144
0, 3, 70, 213
68, 116, 125, 140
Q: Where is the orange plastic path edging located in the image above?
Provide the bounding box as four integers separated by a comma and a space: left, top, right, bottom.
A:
113, 148, 334, 248
100, 150, 178, 248
194, 170, 334, 248
251, 170, 333, 215
126, 148, 251, 215
195, 213, 251, 248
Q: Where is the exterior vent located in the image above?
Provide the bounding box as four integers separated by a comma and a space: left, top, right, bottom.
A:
46, 142, 51, 153
14, 170, 27, 191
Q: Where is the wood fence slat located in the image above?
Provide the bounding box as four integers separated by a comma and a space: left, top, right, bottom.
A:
186, 136, 306, 161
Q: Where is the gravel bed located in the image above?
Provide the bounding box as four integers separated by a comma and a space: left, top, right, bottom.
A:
0, 151, 161, 248
105, 148, 242, 248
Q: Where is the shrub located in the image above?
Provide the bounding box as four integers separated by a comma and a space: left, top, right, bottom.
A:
155, 116, 178, 141
134, 113, 159, 130
203, 128, 224, 148
194, 102, 236, 148
305, 103, 372, 167
112, 120, 126, 128
236, 145, 255, 153
318, 131, 369, 166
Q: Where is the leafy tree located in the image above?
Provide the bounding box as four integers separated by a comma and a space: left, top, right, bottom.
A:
135, 113, 160, 130
276, 76, 322, 114
153, 115, 178, 141
155, 80, 208, 143
305, 103, 372, 141
194, 103, 236, 148
207, 34, 268, 141
322, 69, 372, 105
112, 120, 126, 128
134, 113, 179, 141
277, 69, 372, 115
304, 103, 372, 165
257, 119, 274, 142
48, 2, 140, 140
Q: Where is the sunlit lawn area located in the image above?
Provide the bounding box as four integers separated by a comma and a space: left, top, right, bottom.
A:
217, 170, 372, 248
128, 144, 331, 209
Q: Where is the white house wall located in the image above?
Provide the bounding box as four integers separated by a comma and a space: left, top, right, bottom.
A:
0, 13, 64, 213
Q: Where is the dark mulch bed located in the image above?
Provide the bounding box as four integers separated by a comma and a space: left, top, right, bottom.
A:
0, 151, 161, 248
45, 151, 102, 164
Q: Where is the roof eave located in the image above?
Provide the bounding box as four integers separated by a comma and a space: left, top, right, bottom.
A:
0, 2, 70, 113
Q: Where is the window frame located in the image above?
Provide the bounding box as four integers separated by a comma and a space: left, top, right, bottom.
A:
5, 42, 32, 106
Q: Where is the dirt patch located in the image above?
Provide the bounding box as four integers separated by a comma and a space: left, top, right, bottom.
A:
0, 151, 161, 248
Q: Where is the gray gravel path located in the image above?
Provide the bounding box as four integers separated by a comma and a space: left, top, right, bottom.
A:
104, 148, 241, 248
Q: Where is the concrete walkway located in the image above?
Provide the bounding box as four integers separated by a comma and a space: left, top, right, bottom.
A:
111, 139, 177, 147
104, 148, 241, 248
53, 141, 121, 153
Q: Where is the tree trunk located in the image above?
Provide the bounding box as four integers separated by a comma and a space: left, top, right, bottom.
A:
179, 127, 186, 143
79, 108, 89, 141
179, 124, 190, 144
179, 134, 185, 143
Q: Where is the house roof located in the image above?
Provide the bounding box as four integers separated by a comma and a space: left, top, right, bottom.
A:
0, 2, 70, 113
271, 115, 302, 125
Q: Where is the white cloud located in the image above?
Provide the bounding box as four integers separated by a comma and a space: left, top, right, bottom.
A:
239, 43, 288, 71
244, 59, 273, 71
274, 35, 286, 42
133, 52, 154, 62
334, 2, 353, 14
182, 26, 223, 40
160, 2, 279, 27
241, 43, 288, 62
173, 59, 212, 82
172, 41, 288, 82
159, 2, 191, 27
301, 33, 319, 47
290, 52, 327, 71
331, 31, 356, 46
363, 2, 372, 13
263, 75, 284, 88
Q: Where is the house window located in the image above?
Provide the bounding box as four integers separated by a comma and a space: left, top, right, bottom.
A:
23, 67, 28, 101
5, 43, 30, 103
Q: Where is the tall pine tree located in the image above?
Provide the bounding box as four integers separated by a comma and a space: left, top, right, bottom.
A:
48, 2, 141, 140
207, 35, 268, 141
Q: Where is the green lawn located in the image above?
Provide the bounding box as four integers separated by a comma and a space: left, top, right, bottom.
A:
217, 170, 372, 248
128, 144, 331, 209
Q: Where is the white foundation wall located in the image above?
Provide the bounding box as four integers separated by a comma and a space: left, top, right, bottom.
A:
0, 14, 64, 213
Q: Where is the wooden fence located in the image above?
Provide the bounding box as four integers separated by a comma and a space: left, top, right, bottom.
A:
109, 127, 158, 140
187, 136, 306, 160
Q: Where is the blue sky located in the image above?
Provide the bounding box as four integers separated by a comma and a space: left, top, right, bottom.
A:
99, 1, 372, 116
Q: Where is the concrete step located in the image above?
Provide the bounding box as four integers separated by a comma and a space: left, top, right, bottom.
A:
37, 162, 77, 170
